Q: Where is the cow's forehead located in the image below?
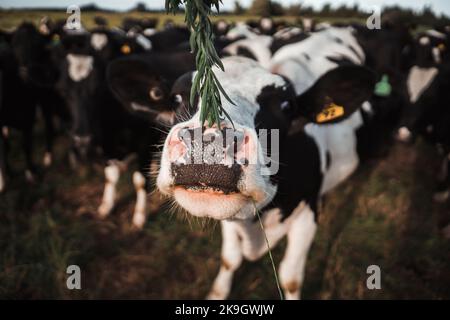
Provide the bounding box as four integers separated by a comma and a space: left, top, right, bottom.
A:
192, 57, 288, 126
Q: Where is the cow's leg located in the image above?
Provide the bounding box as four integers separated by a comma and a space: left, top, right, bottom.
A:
131, 171, 147, 229
41, 106, 54, 167
207, 220, 243, 300
98, 163, 120, 217
434, 153, 450, 203
23, 128, 35, 183
278, 205, 317, 300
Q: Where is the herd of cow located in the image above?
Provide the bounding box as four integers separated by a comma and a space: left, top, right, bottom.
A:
0, 15, 449, 299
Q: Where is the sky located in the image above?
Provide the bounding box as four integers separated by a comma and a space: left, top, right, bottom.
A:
1, 0, 450, 16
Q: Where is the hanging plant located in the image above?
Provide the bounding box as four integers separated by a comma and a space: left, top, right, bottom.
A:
166, 0, 234, 127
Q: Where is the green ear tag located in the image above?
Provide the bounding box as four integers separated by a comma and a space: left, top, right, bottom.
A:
374, 74, 392, 97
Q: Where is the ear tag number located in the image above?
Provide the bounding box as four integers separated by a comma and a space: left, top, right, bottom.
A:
316, 102, 345, 123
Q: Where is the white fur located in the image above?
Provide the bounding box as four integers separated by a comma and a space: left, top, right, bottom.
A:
135, 34, 152, 50
66, 54, 94, 82
43, 152, 52, 167
432, 46, 442, 64
226, 22, 259, 40
425, 29, 447, 39
2, 126, 9, 138
304, 111, 363, 194
407, 66, 438, 103
132, 171, 147, 229
397, 126, 412, 142
272, 27, 365, 69
419, 36, 430, 46
0, 166, 5, 193
222, 36, 273, 69
98, 163, 120, 217
90, 33, 108, 51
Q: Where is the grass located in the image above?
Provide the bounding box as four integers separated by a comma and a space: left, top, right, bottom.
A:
0, 10, 367, 30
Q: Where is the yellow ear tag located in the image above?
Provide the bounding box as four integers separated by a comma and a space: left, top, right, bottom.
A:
316, 102, 345, 123
438, 43, 446, 51
121, 44, 131, 55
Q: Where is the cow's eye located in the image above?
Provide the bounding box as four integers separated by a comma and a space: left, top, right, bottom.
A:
281, 101, 290, 110
149, 87, 164, 101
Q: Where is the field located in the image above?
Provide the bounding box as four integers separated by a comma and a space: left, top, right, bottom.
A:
1, 11, 450, 300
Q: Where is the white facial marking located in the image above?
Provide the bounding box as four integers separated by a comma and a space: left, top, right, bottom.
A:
43, 152, 52, 167
407, 66, 438, 103
2, 126, 9, 138
66, 54, 94, 82
261, 17, 273, 31
397, 126, 412, 142
419, 36, 430, 46
132, 171, 147, 229
90, 33, 108, 51
98, 163, 120, 217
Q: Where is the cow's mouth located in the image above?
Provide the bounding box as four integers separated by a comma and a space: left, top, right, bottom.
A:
171, 164, 242, 195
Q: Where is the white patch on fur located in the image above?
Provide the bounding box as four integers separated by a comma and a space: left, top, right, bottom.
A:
0, 167, 5, 193
432, 46, 441, 64
274, 27, 302, 40
90, 33, 108, 51
43, 152, 52, 167
143, 28, 156, 36
272, 27, 365, 69
407, 66, 438, 103
132, 171, 147, 229
425, 29, 447, 39
260, 17, 273, 31
98, 163, 120, 217
135, 34, 152, 50
419, 36, 430, 46
397, 126, 412, 142
222, 36, 273, 69
2, 126, 9, 138
66, 54, 94, 82
226, 22, 259, 40
271, 27, 364, 94
305, 111, 363, 194
217, 20, 228, 32
303, 18, 313, 32
279, 204, 317, 299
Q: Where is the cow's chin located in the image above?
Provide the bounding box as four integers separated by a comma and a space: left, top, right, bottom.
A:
173, 187, 251, 220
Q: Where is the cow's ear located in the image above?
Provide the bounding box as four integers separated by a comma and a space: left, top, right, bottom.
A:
170, 71, 197, 115
296, 65, 376, 124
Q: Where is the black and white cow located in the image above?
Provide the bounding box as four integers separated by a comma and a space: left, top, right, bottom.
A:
96, 50, 196, 228
395, 30, 450, 202
157, 56, 376, 299
0, 22, 63, 190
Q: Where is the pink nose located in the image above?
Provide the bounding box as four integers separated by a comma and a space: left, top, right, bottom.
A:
167, 126, 253, 166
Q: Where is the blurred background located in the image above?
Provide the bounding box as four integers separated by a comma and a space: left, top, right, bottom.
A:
0, 0, 449, 299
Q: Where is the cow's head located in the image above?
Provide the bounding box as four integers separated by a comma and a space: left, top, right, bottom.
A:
106, 52, 195, 126
11, 22, 59, 86
157, 57, 375, 220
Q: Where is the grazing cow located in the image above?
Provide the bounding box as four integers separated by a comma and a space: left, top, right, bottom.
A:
157, 56, 376, 299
